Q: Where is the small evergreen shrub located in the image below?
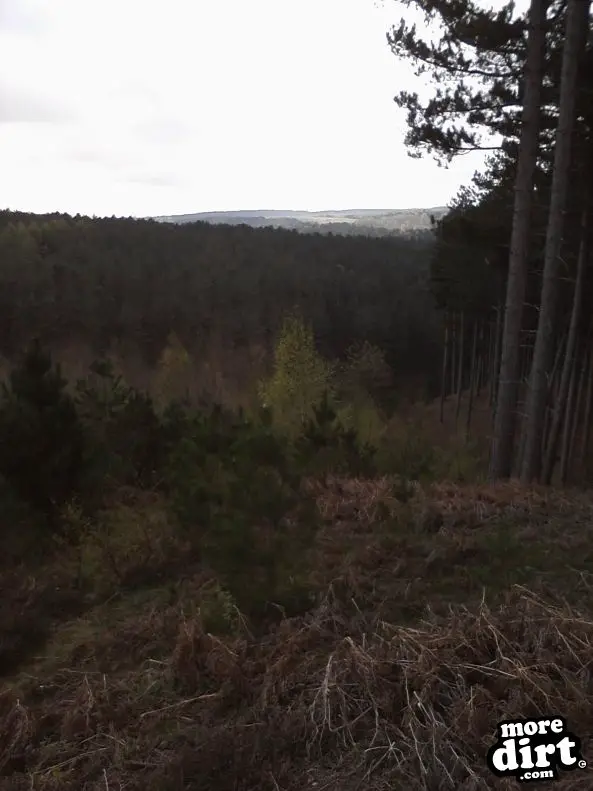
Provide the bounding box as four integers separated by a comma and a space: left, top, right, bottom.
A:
164, 402, 314, 616
75, 358, 166, 492
0, 340, 86, 529
296, 390, 376, 477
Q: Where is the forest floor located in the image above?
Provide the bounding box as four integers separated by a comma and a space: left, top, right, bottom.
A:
2, 474, 593, 790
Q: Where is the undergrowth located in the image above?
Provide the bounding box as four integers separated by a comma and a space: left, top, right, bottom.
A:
4, 340, 582, 790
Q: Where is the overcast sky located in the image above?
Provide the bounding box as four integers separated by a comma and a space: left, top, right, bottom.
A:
0, 0, 499, 218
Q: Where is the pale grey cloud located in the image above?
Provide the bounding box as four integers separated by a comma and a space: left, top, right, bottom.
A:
0, 0, 495, 218
0, 0, 49, 34
68, 149, 111, 165
119, 172, 186, 188
132, 117, 194, 146
0, 79, 73, 123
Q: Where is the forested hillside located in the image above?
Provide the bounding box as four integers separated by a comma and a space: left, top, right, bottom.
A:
0, 210, 441, 401
151, 207, 449, 236
1, 1, 593, 789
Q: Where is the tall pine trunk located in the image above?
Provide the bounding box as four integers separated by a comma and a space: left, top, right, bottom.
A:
568, 347, 588, 482
490, 306, 503, 411
477, 321, 486, 395
466, 320, 479, 440
542, 205, 588, 484
489, 0, 547, 480
559, 352, 578, 486
580, 345, 593, 468
440, 317, 450, 424
450, 313, 458, 397
520, 0, 591, 483
455, 310, 465, 424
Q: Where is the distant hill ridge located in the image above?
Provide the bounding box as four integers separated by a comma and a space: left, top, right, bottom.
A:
151, 207, 449, 236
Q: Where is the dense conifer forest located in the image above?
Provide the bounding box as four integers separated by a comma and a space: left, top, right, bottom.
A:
2, 1, 593, 789
0, 210, 440, 397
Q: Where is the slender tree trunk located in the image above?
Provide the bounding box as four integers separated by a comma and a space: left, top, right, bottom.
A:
548, 328, 569, 399
559, 352, 578, 486
515, 412, 528, 478
526, 338, 534, 383
580, 345, 593, 467
526, 329, 564, 473
515, 331, 535, 476
489, 0, 547, 480
439, 317, 450, 424
456, 310, 465, 424
520, 337, 528, 383
543, 386, 556, 467
490, 307, 503, 410
520, 0, 591, 483
488, 317, 495, 403
476, 321, 485, 395
466, 320, 479, 440
568, 347, 588, 482
476, 351, 483, 396
542, 328, 568, 459
542, 205, 588, 484
450, 313, 457, 397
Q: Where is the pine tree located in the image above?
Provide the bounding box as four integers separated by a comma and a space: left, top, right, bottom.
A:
387, 0, 530, 163
520, 0, 592, 482
489, 0, 548, 480
0, 340, 86, 526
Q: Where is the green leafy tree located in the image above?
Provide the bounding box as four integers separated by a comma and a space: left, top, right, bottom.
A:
258, 312, 335, 437
152, 331, 193, 408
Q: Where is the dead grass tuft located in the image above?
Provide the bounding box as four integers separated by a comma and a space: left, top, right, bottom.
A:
4, 479, 593, 788
3, 585, 593, 789
302, 474, 411, 524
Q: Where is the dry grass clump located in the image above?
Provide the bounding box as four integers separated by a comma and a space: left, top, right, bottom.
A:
4, 477, 593, 789
307, 474, 593, 537
304, 474, 593, 533
0, 568, 89, 678
3, 584, 593, 790
427, 478, 593, 519
303, 474, 406, 524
